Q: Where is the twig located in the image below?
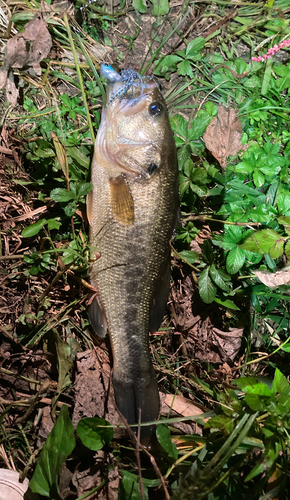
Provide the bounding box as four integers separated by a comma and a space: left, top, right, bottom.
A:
75, 480, 106, 500
0, 254, 25, 260
236, 336, 290, 370
37, 269, 66, 308
0, 367, 49, 386
182, 214, 261, 226
208, 64, 250, 79
136, 408, 145, 500
121, 417, 171, 500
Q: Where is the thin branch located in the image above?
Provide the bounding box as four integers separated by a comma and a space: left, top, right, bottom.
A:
136, 409, 145, 500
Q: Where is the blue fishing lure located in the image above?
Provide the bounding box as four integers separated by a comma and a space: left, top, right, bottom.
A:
100, 63, 144, 106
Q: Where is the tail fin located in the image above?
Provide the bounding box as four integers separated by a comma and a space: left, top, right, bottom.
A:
113, 366, 160, 440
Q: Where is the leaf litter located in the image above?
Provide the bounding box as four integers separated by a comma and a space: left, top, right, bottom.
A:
0, 16, 52, 104
203, 105, 248, 168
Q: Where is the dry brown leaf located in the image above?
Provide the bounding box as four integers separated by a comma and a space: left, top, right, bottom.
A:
165, 394, 204, 417
72, 349, 126, 439
255, 268, 290, 289
0, 16, 52, 104
203, 105, 247, 168
212, 327, 243, 363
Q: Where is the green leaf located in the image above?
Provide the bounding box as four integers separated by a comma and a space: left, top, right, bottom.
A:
77, 417, 113, 451
199, 267, 217, 303
237, 378, 271, 396
121, 471, 148, 500
245, 442, 281, 482
277, 216, 290, 230
272, 368, 289, 394
205, 414, 234, 433
47, 219, 62, 231
226, 247, 245, 274
64, 201, 78, 216
154, 55, 182, 75
151, 0, 169, 16
243, 76, 260, 88
244, 393, 263, 411
285, 240, 290, 259
277, 190, 290, 214
59, 94, 71, 107
54, 331, 73, 393
253, 169, 265, 188
178, 59, 194, 78
235, 161, 254, 174
29, 405, 75, 497
214, 298, 240, 310
179, 250, 199, 264
269, 238, 284, 259
212, 235, 237, 251
22, 219, 47, 238
50, 188, 75, 203
205, 101, 218, 116
133, 0, 147, 13
66, 147, 90, 168
209, 264, 231, 292
189, 111, 211, 141
170, 114, 188, 140
77, 182, 93, 198
156, 424, 178, 460
241, 229, 285, 255
186, 37, 205, 56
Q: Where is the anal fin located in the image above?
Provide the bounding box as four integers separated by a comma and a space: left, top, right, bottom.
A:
109, 175, 134, 225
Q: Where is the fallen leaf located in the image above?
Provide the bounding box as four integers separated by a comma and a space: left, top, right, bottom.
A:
72, 349, 126, 439
255, 268, 290, 289
203, 105, 247, 168
165, 394, 204, 417
212, 327, 243, 363
0, 15, 52, 104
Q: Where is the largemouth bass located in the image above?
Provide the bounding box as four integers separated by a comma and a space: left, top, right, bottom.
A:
87, 66, 179, 438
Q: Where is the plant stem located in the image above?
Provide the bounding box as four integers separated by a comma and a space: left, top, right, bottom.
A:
63, 14, 95, 143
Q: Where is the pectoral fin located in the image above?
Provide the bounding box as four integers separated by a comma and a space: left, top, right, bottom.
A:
109, 175, 134, 225
86, 190, 93, 226
149, 265, 170, 334
88, 295, 108, 338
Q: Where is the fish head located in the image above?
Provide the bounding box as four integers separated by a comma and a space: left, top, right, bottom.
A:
95, 77, 175, 180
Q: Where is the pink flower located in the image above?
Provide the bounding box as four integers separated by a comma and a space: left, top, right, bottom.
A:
252, 37, 290, 62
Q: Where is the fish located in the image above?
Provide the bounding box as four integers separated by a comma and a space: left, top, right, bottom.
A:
87, 67, 179, 439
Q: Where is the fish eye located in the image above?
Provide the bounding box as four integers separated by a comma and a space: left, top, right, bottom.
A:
148, 163, 158, 175
149, 102, 163, 117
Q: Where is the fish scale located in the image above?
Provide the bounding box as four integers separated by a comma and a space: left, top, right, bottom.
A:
88, 74, 179, 440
